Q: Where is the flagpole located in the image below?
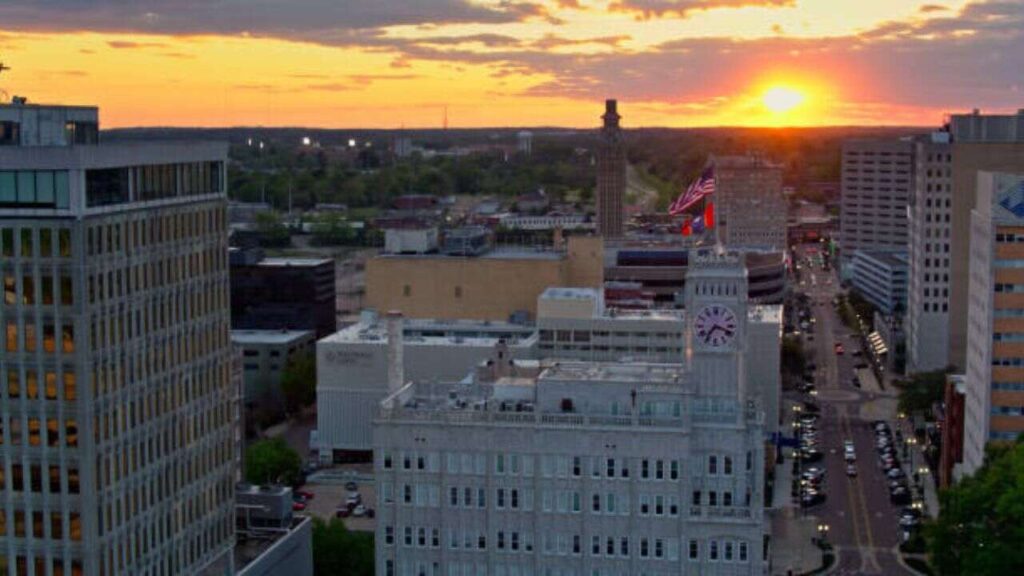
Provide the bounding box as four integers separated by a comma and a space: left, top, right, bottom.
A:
712, 168, 722, 250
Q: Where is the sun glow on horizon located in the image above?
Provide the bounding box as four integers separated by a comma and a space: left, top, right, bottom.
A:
762, 86, 806, 114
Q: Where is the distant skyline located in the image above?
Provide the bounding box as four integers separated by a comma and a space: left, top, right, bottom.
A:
0, 0, 1020, 128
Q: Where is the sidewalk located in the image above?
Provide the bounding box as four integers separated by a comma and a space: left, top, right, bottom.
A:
770, 402, 824, 576
770, 452, 824, 575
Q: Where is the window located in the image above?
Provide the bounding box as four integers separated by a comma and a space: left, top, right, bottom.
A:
739, 541, 749, 562
670, 460, 679, 480
724, 456, 733, 475
708, 455, 718, 475
85, 168, 130, 207
710, 540, 719, 561
689, 539, 699, 560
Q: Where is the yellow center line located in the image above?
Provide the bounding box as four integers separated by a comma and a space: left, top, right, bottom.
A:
842, 412, 876, 552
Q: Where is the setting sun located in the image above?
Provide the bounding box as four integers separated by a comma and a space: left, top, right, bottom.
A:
762, 86, 806, 114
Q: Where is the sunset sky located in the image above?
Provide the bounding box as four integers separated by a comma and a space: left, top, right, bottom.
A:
0, 0, 1020, 128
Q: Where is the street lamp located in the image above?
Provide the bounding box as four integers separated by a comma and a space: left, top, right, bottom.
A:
817, 523, 830, 545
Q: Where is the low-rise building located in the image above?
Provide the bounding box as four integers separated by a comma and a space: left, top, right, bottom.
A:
233, 485, 314, 576
851, 250, 908, 315
385, 226, 439, 254
232, 329, 316, 405
366, 235, 604, 321
316, 313, 538, 459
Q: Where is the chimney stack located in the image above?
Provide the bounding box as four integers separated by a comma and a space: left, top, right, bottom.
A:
386, 310, 404, 394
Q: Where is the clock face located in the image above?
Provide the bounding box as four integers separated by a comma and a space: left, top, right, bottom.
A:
694, 305, 738, 348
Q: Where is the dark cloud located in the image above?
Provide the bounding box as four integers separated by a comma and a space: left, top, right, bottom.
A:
918, 4, 949, 12
107, 40, 167, 49
609, 0, 795, 19
0, 1, 555, 41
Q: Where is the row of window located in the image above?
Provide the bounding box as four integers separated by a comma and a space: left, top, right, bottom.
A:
997, 233, 1024, 243
0, 464, 80, 493
538, 330, 681, 343
0, 417, 79, 447
990, 406, 1024, 416
3, 273, 74, 306
85, 162, 223, 208
0, 510, 82, 541
993, 382, 1024, 392
86, 207, 225, 256
0, 170, 72, 209
993, 333, 1024, 342
991, 358, 1024, 367
0, 228, 73, 258
5, 369, 77, 400
384, 452, 751, 481
3, 322, 75, 354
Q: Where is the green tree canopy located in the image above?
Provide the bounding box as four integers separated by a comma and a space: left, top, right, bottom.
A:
253, 211, 290, 247
244, 437, 302, 486
927, 440, 1024, 575
312, 518, 374, 576
781, 335, 807, 377
896, 369, 949, 417
281, 351, 317, 413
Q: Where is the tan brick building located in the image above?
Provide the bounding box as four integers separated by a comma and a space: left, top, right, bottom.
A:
366, 236, 604, 321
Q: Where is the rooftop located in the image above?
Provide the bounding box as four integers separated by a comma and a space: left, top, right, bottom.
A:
322, 317, 537, 346
541, 361, 687, 384
854, 250, 908, 268
257, 257, 334, 268
231, 329, 314, 345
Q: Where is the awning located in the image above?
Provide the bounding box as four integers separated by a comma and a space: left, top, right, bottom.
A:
867, 331, 888, 355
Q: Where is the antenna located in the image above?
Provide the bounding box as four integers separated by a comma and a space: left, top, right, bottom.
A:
0, 62, 9, 100
443, 105, 448, 131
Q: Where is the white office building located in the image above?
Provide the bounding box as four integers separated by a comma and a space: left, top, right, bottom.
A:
0, 102, 237, 574
905, 133, 954, 372
316, 315, 538, 458
851, 250, 908, 315
373, 248, 769, 576
839, 139, 915, 278
961, 172, 1024, 477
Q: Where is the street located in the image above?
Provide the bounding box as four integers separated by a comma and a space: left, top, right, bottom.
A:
786, 246, 916, 576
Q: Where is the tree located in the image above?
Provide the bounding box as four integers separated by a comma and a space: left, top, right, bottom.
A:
896, 369, 949, 417
253, 211, 290, 247
312, 518, 375, 576
781, 335, 807, 377
926, 440, 1024, 575
310, 213, 356, 246
281, 351, 317, 414
244, 437, 302, 486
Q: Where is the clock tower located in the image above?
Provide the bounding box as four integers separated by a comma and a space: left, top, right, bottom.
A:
684, 247, 749, 405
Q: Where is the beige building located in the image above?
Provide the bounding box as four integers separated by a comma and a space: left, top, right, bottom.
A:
713, 154, 786, 250
948, 141, 1024, 368
365, 235, 603, 321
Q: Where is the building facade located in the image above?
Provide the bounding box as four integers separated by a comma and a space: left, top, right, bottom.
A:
946, 111, 1024, 369
316, 315, 538, 458
229, 251, 336, 339
850, 250, 908, 315
839, 139, 915, 278
232, 329, 315, 405
905, 133, 954, 373
0, 103, 237, 574
596, 100, 625, 239
712, 155, 786, 250
962, 172, 1024, 477
365, 236, 604, 322
373, 248, 769, 576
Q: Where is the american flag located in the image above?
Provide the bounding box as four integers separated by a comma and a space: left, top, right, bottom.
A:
668, 166, 715, 216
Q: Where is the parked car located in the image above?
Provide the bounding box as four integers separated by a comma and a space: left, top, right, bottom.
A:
890, 488, 912, 505
344, 481, 359, 491
336, 506, 351, 518
295, 489, 315, 501
292, 501, 307, 512
352, 504, 368, 517
801, 492, 827, 507
345, 492, 362, 507
834, 343, 845, 355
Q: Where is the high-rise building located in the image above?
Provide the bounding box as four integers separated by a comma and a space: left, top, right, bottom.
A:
946, 110, 1024, 369
906, 133, 954, 373
839, 139, 915, 278
0, 101, 238, 575
712, 155, 787, 250
961, 171, 1024, 477
596, 99, 626, 239
373, 248, 768, 576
